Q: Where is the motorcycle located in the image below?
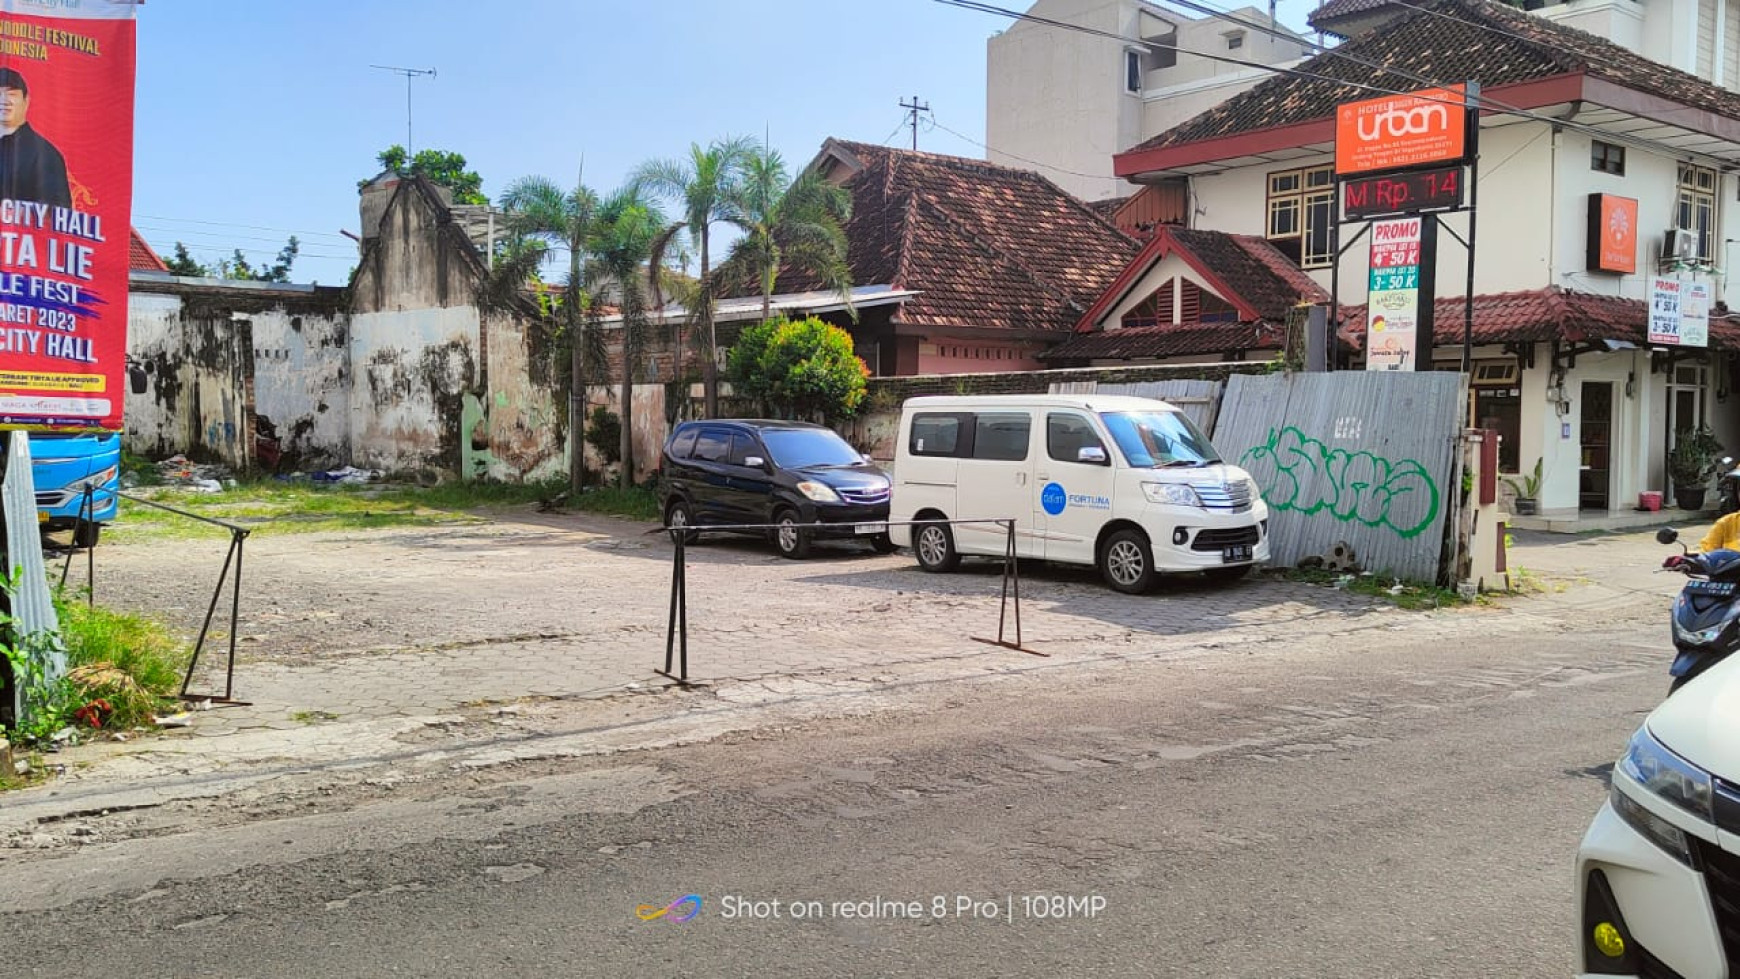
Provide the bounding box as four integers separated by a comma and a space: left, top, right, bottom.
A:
1657, 526, 1740, 694
1720, 455, 1740, 515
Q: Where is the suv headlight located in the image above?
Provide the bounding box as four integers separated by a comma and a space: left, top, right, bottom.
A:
1618, 726, 1713, 821
796, 481, 840, 504
1142, 482, 1202, 507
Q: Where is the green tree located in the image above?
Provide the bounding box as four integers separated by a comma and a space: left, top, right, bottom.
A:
373, 145, 487, 205
580, 186, 673, 488
216, 236, 299, 283
719, 147, 854, 323
165, 242, 209, 277
727, 316, 870, 421
632, 135, 756, 418
499, 173, 603, 494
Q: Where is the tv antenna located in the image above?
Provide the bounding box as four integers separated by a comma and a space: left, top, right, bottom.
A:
371, 65, 437, 153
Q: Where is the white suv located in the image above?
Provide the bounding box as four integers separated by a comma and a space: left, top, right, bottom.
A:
1575, 658, 1740, 977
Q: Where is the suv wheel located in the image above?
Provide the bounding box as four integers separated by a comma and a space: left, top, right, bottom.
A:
773, 508, 812, 560
1099, 528, 1156, 595
914, 521, 960, 572
664, 498, 700, 545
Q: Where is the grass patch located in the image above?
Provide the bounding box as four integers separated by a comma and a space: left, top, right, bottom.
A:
1273, 567, 1476, 610
57, 595, 192, 730
109, 479, 662, 541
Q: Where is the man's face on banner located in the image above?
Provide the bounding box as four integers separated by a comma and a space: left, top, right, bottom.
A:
0, 86, 28, 131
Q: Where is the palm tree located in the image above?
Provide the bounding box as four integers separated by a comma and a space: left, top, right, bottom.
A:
581, 186, 671, 489
632, 136, 756, 418
498, 174, 601, 495
719, 146, 854, 324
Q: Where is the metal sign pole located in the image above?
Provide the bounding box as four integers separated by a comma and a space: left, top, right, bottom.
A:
1463, 81, 1482, 374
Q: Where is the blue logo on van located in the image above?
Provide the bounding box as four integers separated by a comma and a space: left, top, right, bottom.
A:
1041, 482, 1067, 516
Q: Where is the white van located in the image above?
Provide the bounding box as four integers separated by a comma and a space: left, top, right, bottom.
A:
1574, 657, 1740, 976
887, 394, 1269, 593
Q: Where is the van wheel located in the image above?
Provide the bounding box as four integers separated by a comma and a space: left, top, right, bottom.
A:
1100, 529, 1156, 594
72, 522, 100, 549
914, 521, 959, 572
773, 508, 812, 560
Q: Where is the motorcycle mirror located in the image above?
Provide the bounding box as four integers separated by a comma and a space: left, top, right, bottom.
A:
1657, 527, 1680, 545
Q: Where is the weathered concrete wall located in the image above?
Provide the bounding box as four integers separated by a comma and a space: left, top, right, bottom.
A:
123, 291, 255, 469
250, 309, 350, 471
464, 312, 566, 482
350, 306, 481, 478
124, 292, 186, 459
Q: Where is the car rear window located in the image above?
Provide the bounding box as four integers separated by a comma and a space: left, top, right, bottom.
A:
669, 428, 699, 460
693, 429, 731, 463
910, 414, 964, 457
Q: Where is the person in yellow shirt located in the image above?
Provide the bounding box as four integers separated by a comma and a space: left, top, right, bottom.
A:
1699, 511, 1740, 553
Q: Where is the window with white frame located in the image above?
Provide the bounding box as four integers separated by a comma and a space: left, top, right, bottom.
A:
1266, 165, 1335, 269
1677, 163, 1718, 261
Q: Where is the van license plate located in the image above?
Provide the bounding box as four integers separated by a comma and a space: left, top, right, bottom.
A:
1221, 545, 1251, 563
854, 523, 886, 535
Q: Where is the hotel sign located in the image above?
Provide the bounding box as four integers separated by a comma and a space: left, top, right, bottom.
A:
1335, 86, 1469, 178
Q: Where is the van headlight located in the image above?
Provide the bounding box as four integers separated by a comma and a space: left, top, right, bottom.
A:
1618, 727, 1713, 821
1142, 482, 1202, 507
80, 466, 118, 491
796, 481, 840, 504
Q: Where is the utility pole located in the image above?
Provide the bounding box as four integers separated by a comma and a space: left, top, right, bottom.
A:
899, 95, 930, 151
371, 65, 437, 153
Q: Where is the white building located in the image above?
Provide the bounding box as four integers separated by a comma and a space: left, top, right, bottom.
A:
1060, 0, 1740, 522
986, 0, 1312, 203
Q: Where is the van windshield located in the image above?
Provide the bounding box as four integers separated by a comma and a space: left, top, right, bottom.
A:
759, 428, 865, 469
1100, 410, 1221, 468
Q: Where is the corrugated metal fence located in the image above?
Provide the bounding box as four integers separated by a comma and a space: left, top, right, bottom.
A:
1211, 372, 1467, 582
1050, 379, 1225, 433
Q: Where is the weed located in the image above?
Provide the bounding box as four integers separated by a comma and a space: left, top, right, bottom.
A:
56, 594, 190, 730
573, 485, 661, 521
291, 710, 340, 724
1273, 567, 1476, 610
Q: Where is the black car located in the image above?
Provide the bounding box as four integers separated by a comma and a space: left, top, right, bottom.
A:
659, 419, 894, 559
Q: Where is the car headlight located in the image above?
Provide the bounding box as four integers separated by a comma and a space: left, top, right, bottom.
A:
1618, 726, 1713, 821
796, 481, 840, 503
1142, 482, 1202, 507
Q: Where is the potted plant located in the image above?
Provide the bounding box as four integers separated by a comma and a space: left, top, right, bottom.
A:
1669, 425, 1725, 512
1505, 458, 1542, 515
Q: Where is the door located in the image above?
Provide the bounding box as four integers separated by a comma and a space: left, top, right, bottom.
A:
728, 431, 777, 522
686, 426, 737, 523
1035, 410, 1117, 564
1579, 381, 1612, 511
954, 410, 1041, 557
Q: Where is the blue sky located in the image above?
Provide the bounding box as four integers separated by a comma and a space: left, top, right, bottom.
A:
133, 1, 1316, 286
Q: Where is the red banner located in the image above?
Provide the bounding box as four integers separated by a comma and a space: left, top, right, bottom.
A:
0, 1, 137, 432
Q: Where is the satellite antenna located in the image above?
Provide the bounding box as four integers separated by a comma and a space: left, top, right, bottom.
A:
371, 65, 437, 153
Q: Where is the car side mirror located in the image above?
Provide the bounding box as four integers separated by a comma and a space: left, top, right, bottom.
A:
744, 456, 766, 469
1077, 446, 1108, 465
1657, 527, 1680, 545
861, 453, 874, 464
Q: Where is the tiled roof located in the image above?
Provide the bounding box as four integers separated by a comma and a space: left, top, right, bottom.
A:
784, 139, 1140, 335
1087, 197, 1129, 219
1306, 0, 1396, 31
129, 228, 169, 272
1338, 287, 1740, 349
1168, 228, 1330, 321
1125, 0, 1740, 162
1043, 321, 1284, 361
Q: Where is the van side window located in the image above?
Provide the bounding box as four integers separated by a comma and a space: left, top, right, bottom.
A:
973, 412, 1031, 461
1047, 413, 1106, 463
670, 428, 699, 460
910, 413, 964, 457
693, 429, 731, 463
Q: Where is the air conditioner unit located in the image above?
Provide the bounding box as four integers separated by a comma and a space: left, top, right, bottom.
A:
1663, 227, 1697, 262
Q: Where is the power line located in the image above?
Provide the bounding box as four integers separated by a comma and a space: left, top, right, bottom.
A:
935, 0, 1739, 168
926, 116, 1118, 181
134, 213, 354, 242
135, 225, 344, 249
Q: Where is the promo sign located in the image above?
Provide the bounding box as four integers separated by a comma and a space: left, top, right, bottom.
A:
1648, 276, 1683, 346
1585, 194, 1638, 275
1366, 217, 1436, 371
0, 0, 138, 432
1681, 280, 1711, 348
1335, 85, 1468, 178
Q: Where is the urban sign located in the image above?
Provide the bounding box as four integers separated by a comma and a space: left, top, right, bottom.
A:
1585, 194, 1638, 275
1335, 85, 1469, 178
1366, 217, 1436, 371
0, 1, 138, 432
1342, 166, 1464, 220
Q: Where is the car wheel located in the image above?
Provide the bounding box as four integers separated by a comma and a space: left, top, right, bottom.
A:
870, 533, 898, 555
1099, 528, 1157, 595
914, 521, 959, 572
664, 498, 700, 545
1204, 563, 1252, 584
773, 508, 812, 560
72, 521, 100, 549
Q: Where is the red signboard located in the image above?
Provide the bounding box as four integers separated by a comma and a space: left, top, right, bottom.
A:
0, 2, 138, 432
1342, 166, 1464, 220
1586, 193, 1638, 275
1335, 85, 1468, 178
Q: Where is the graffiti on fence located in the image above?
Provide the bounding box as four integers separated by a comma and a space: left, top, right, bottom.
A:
1238, 426, 1441, 538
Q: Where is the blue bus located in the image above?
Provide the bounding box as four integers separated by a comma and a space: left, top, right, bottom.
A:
28, 431, 120, 548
